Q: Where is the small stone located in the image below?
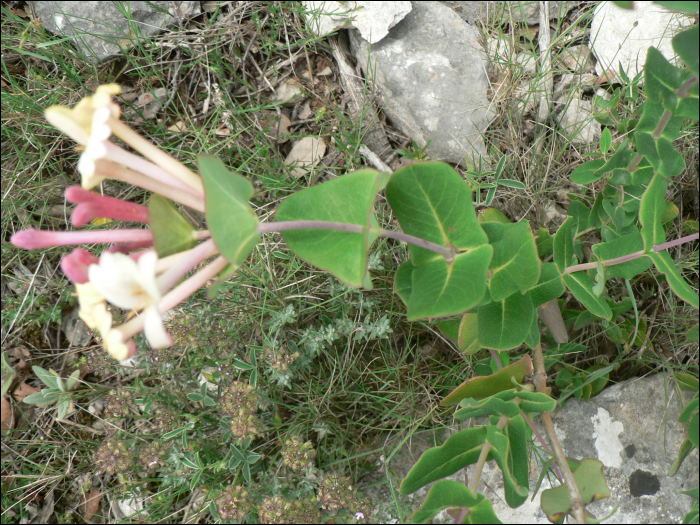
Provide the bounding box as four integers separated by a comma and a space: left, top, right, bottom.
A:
555, 98, 601, 146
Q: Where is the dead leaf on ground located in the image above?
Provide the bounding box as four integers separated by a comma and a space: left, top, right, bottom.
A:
1, 397, 14, 431
285, 137, 327, 178
260, 110, 292, 143
81, 488, 102, 521
12, 381, 40, 403
168, 121, 188, 132
273, 78, 305, 107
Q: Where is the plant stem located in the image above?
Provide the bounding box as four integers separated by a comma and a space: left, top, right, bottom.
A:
564, 233, 699, 274
258, 221, 455, 260
532, 344, 586, 524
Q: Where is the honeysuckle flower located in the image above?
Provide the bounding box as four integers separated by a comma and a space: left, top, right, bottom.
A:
75, 282, 108, 330
60, 248, 98, 284
44, 84, 121, 146
66, 186, 150, 227
88, 251, 172, 348
10, 227, 153, 250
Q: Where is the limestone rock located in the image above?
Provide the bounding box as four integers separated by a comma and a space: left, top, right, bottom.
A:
30, 1, 200, 62
349, 1, 496, 165
358, 374, 698, 524
556, 97, 601, 146
590, 1, 693, 79
303, 1, 412, 44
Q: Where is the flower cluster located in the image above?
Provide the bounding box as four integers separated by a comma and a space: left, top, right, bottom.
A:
281, 436, 316, 471
104, 388, 133, 419
214, 484, 251, 522
257, 495, 320, 524
95, 438, 133, 475
10, 84, 229, 361
262, 346, 300, 373
317, 472, 370, 520
220, 382, 260, 440
138, 441, 167, 473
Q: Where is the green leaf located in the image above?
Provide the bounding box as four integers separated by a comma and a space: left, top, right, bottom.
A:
528, 263, 566, 307
458, 313, 480, 355
592, 232, 652, 279
686, 324, 699, 343
394, 260, 414, 306
486, 422, 529, 508
609, 168, 632, 186
409, 480, 502, 524
441, 355, 533, 406
516, 390, 556, 413
405, 245, 493, 320
23, 391, 58, 405
482, 221, 540, 301
66, 369, 80, 391
675, 372, 699, 392
541, 459, 611, 523
669, 438, 696, 477
497, 179, 526, 189
563, 272, 613, 320
673, 25, 699, 78
593, 141, 633, 177
187, 393, 205, 402
645, 46, 697, 119
56, 398, 71, 420
455, 396, 521, 419
163, 422, 195, 439
32, 366, 59, 390
478, 208, 511, 224
437, 319, 460, 344
646, 251, 699, 308
190, 469, 203, 491
399, 427, 489, 495
635, 132, 685, 179
570, 160, 606, 184
524, 313, 541, 349
386, 162, 488, 266
637, 100, 684, 141
477, 292, 535, 350
600, 128, 612, 153
276, 169, 384, 287
553, 217, 576, 273
639, 173, 668, 251
149, 195, 197, 258
656, 1, 699, 13
199, 155, 260, 265
536, 227, 553, 258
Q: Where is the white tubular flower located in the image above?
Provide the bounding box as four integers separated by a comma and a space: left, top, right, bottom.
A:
104, 328, 131, 361
88, 251, 171, 348
44, 84, 121, 189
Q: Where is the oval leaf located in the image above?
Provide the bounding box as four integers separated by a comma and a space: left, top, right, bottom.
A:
199, 155, 260, 265
149, 195, 197, 257
477, 293, 535, 350
409, 480, 501, 524
276, 169, 384, 287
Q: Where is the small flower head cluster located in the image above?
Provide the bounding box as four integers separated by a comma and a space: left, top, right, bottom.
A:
257, 495, 320, 524
317, 472, 371, 521
95, 438, 133, 475
104, 388, 133, 419
150, 406, 178, 434
10, 84, 229, 361
220, 382, 260, 440
214, 484, 251, 522
281, 436, 316, 471
262, 346, 300, 373
138, 441, 167, 473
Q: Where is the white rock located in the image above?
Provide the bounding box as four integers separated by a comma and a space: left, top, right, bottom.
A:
590, 1, 693, 79
556, 98, 601, 146
303, 1, 411, 44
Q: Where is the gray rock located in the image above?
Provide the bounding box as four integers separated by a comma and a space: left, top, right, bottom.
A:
590, 1, 693, 79
30, 1, 200, 62
555, 97, 601, 146
506, 1, 576, 24
349, 1, 496, 165
358, 373, 698, 524
440, 1, 499, 25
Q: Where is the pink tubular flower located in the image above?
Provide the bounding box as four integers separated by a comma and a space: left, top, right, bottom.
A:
66, 186, 150, 227
60, 248, 99, 284
11, 228, 153, 251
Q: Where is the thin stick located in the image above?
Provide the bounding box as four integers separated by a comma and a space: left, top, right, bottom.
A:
532, 344, 586, 524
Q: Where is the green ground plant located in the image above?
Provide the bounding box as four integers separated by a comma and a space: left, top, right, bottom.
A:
2, 1, 698, 524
